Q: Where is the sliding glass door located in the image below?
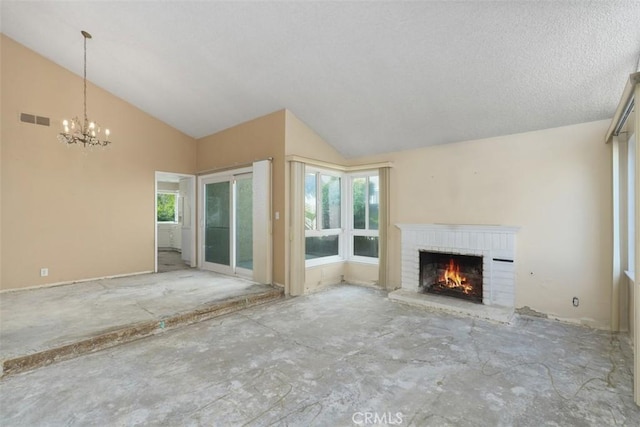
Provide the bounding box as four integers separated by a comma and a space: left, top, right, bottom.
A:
234, 174, 253, 273
201, 172, 253, 277
203, 179, 232, 272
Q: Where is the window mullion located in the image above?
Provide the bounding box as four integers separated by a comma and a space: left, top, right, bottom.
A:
175, 194, 179, 222
316, 172, 321, 231
365, 176, 370, 232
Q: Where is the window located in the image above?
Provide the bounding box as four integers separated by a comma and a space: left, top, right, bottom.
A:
305, 169, 342, 261
350, 173, 379, 261
302, 168, 379, 265
157, 192, 178, 222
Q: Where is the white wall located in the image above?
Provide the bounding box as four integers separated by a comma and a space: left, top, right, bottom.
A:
157, 223, 181, 250
354, 120, 613, 328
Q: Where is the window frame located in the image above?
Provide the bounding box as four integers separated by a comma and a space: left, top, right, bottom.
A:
347, 171, 380, 265
628, 133, 636, 274
305, 167, 345, 267
157, 191, 179, 223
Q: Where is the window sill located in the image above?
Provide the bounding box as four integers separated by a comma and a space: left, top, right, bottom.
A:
305, 255, 344, 268
348, 257, 379, 266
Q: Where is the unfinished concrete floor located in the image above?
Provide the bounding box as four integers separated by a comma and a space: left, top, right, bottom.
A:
1, 285, 638, 426
0, 270, 281, 375
157, 249, 191, 273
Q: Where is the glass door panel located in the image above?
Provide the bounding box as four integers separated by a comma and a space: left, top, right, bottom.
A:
235, 175, 253, 272
205, 181, 231, 267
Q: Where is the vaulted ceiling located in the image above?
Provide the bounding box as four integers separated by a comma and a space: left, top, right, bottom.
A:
2, 1, 640, 158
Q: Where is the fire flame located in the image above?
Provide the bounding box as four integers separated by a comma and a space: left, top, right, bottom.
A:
440, 259, 473, 294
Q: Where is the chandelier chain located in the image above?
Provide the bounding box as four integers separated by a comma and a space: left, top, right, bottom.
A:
83, 33, 88, 129
83, 36, 89, 128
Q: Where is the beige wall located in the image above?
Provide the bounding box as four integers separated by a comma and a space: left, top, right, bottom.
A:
284, 110, 346, 163
305, 263, 345, 293
196, 110, 286, 285
304, 262, 378, 291
345, 262, 378, 286
0, 35, 197, 290
354, 120, 613, 328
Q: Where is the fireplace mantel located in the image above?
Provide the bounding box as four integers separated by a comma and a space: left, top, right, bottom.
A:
397, 223, 520, 234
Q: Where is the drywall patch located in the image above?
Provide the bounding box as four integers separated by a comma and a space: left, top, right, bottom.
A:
516, 306, 549, 319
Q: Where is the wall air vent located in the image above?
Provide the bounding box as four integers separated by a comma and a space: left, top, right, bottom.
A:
20, 113, 35, 124
35, 116, 50, 126
20, 113, 50, 127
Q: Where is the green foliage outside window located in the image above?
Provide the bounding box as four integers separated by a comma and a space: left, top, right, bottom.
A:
157, 193, 177, 222
353, 178, 366, 229
321, 175, 341, 229
305, 173, 317, 230
352, 174, 379, 259
305, 173, 341, 230
353, 176, 379, 230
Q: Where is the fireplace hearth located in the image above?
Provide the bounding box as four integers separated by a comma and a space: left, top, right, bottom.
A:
420, 251, 483, 304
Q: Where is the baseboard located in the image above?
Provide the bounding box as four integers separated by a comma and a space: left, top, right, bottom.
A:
0, 271, 154, 294
158, 247, 181, 253
344, 279, 381, 288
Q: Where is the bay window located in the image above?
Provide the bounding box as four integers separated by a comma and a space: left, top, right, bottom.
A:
305, 169, 343, 262
303, 167, 379, 265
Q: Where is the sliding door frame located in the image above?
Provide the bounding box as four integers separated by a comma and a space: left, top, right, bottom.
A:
198, 166, 253, 278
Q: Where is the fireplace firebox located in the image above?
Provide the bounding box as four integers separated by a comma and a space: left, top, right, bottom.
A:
419, 251, 483, 304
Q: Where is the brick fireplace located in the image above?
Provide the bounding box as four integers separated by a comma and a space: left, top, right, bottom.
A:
390, 224, 518, 321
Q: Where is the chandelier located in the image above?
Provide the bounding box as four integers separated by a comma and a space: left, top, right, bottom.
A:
58, 30, 111, 147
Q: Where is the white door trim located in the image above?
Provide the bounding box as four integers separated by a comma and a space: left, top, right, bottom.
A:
155, 171, 197, 273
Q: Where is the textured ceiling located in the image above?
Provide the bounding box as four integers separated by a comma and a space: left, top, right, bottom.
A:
2, 1, 640, 158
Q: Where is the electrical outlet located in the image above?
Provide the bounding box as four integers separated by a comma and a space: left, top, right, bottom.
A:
572, 297, 579, 307
40, 268, 49, 277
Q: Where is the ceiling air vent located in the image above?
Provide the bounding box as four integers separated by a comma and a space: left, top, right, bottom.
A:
20, 113, 50, 127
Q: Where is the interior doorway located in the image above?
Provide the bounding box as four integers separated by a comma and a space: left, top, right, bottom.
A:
155, 172, 197, 273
